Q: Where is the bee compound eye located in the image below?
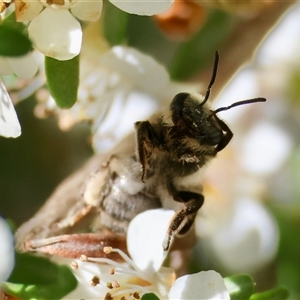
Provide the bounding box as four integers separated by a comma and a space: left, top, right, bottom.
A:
170, 93, 190, 124
205, 130, 223, 146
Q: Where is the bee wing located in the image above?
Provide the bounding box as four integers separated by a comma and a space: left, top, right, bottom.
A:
0, 79, 21, 138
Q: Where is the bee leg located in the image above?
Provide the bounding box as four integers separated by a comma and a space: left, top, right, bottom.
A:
135, 120, 162, 182
213, 114, 233, 152
23, 233, 127, 262
163, 183, 204, 251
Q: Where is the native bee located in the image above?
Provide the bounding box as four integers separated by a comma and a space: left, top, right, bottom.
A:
22, 52, 265, 257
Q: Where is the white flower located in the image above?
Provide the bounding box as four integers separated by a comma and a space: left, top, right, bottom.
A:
15, 0, 101, 60
0, 217, 15, 282
168, 270, 230, 300
27, 7, 84, 60
64, 209, 230, 299
15, 0, 173, 60
0, 53, 38, 79
0, 79, 21, 138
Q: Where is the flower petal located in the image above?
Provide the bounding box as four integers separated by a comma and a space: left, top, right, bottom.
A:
6, 53, 38, 79
15, 0, 43, 22
28, 8, 82, 60
109, 0, 173, 16
100, 46, 170, 94
92, 90, 160, 152
168, 270, 230, 300
0, 80, 21, 138
127, 209, 175, 275
71, 0, 103, 21
0, 217, 15, 281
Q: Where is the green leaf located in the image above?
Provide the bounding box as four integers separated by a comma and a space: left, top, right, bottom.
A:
141, 292, 160, 300
0, 25, 32, 57
269, 206, 300, 299
3, 252, 77, 300
45, 55, 79, 108
168, 10, 235, 81
224, 274, 255, 300
102, 0, 128, 46
250, 287, 290, 300
2, 11, 27, 33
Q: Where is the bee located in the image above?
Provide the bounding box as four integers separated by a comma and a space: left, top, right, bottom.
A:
22, 51, 266, 257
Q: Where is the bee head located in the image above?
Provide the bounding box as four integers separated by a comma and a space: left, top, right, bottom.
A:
170, 51, 266, 147
170, 92, 224, 146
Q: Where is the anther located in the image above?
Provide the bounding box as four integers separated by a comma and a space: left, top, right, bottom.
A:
70, 261, 78, 270
90, 275, 100, 286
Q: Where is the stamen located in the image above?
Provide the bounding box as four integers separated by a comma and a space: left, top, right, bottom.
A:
104, 246, 113, 254
113, 284, 156, 298
70, 261, 78, 270
73, 246, 161, 299
109, 248, 142, 274
105, 292, 113, 300
112, 280, 120, 288
86, 247, 151, 282
90, 275, 100, 286
107, 282, 113, 289
80, 254, 88, 262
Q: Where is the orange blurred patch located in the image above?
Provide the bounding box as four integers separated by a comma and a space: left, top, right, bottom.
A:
154, 0, 206, 41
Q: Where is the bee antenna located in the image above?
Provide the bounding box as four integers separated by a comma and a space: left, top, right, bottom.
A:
200, 51, 219, 107
214, 97, 266, 114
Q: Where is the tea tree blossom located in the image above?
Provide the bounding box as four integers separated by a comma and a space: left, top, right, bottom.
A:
15, 0, 173, 60
64, 209, 230, 299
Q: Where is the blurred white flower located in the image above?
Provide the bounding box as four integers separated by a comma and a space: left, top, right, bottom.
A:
0, 217, 14, 282
15, 0, 173, 60
65, 209, 230, 299
204, 197, 278, 274
0, 79, 21, 138
240, 121, 293, 176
